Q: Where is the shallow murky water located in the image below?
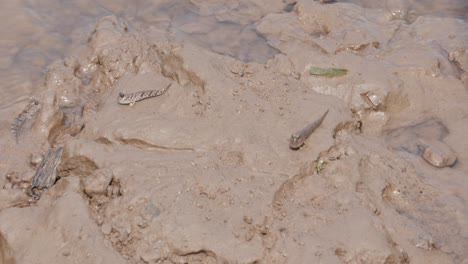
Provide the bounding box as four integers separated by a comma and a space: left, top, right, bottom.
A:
0, 0, 283, 107
344, 0, 468, 20
0, 0, 466, 106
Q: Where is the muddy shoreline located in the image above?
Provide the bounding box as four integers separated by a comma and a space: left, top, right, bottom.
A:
0, 1, 467, 263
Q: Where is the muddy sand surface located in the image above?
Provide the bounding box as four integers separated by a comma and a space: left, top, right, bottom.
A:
0, 0, 467, 263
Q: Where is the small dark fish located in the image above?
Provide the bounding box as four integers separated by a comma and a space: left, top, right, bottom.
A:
117, 83, 172, 106
31, 147, 63, 199
11, 99, 41, 143
289, 109, 329, 150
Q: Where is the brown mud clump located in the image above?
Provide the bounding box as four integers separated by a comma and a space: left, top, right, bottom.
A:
0, 1, 467, 263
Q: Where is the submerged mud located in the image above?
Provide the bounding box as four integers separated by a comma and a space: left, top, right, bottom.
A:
0, 0, 467, 263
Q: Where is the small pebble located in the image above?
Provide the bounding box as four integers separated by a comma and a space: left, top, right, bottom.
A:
415, 234, 437, 250
106, 185, 113, 197
361, 91, 383, 109
21, 171, 35, 182
137, 216, 148, 228
19, 182, 30, 189
119, 229, 129, 242
82, 168, 114, 197
140, 251, 164, 263
5, 172, 19, 182
101, 223, 112, 235
245, 229, 255, 241
419, 140, 457, 168
112, 184, 120, 197
30, 153, 43, 167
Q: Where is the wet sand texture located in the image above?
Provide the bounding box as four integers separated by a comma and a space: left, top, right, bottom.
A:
0, 0, 467, 263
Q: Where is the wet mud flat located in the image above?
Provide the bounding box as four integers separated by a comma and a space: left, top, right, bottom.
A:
0, 0, 467, 263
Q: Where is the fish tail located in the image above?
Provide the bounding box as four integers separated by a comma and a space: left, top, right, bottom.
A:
319, 109, 329, 122
163, 82, 172, 93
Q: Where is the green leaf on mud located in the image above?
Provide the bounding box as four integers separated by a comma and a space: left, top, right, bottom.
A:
310, 66, 348, 77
